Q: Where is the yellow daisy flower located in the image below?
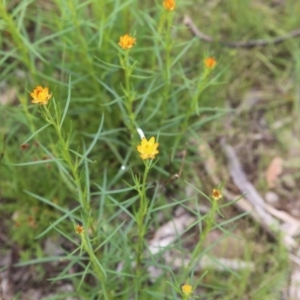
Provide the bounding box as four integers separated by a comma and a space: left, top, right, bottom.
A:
163, 0, 176, 11
204, 57, 217, 69
137, 136, 159, 160
75, 224, 84, 234
118, 34, 136, 50
30, 85, 52, 105
212, 188, 222, 200
182, 283, 193, 296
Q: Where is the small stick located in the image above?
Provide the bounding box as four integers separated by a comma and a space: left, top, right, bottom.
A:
184, 14, 300, 48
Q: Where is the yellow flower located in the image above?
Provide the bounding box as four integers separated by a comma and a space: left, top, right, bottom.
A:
204, 57, 217, 69
137, 136, 159, 160
163, 0, 176, 11
182, 284, 193, 296
212, 188, 222, 200
30, 85, 52, 105
75, 224, 84, 234
118, 34, 136, 50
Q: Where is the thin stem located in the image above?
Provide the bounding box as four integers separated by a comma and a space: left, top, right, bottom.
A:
121, 51, 137, 140
183, 199, 218, 279
134, 161, 151, 294
150, 9, 174, 125
43, 105, 88, 211
160, 11, 174, 124
172, 68, 211, 154
81, 233, 111, 300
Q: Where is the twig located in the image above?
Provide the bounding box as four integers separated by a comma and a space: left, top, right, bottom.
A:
183, 15, 300, 48
197, 139, 300, 249
220, 138, 300, 248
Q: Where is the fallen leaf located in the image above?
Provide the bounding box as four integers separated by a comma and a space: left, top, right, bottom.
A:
266, 156, 284, 188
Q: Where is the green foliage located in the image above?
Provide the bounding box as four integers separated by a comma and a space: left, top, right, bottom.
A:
0, 0, 297, 299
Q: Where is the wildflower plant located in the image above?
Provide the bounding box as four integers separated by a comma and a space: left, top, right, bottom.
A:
118, 33, 138, 140
134, 136, 159, 269
0, 0, 262, 299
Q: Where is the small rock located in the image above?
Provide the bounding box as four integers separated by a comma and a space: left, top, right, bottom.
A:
265, 191, 279, 204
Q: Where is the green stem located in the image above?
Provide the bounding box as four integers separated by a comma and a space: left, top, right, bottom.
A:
183, 199, 218, 279
136, 163, 149, 266
135, 162, 150, 292
122, 51, 137, 140
173, 68, 211, 154
160, 12, 174, 124
81, 233, 111, 299
43, 105, 88, 211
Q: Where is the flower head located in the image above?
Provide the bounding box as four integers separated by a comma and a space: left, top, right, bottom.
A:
20, 143, 29, 150
30, 85, 52, 105
182, 283, 193, 296
212, 188, 222, 200
75, 224, 84, 234
118, 34, 136, 50
163, 0, 176, 11
204, 57, 217, 69
137, 136, 159, 160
